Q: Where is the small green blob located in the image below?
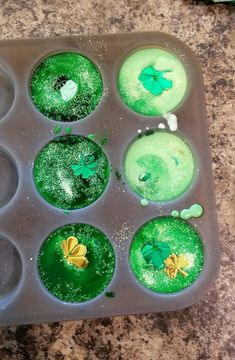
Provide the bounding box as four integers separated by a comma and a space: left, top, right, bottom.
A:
171, 210, 180, 217
87, 133, 96, 140
64, 210, 70, 215
100, 135, 109, 146
114, 170, 122, 181
105, 290, 115, 298
139, 172, 151, 182
53, 125, 62, 134
140, 198, 149, 207
65, 127, 72, 134
180, 204, 204, 220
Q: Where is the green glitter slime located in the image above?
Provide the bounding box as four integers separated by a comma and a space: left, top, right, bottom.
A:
31, 52, 103, 122
124, 131, 195, 202
129, 217, 204, 293
38, 223, 115, 303
33, 135, 109, 210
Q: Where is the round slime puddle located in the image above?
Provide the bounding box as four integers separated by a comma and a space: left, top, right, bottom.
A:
38, 223, 115, 303
33, 135, 110, 210
30, 52, 103, 122
0, 146, 19, 208
0, 235, 22, 307
118, 47, 187, 116
124, 131, 195, 202
129, 216, 204, 293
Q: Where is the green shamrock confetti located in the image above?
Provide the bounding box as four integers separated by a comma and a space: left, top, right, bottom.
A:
141, 241, 171, 269
71, 155, 98, 179
139, 66, 173, 96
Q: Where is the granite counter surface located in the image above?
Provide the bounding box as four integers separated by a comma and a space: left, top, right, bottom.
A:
0, 1, 234, 359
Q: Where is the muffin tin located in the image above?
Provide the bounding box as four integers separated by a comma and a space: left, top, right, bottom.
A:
0, 32, 220, 326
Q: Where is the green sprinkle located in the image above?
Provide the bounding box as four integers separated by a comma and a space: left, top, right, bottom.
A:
53, 125, 62, 134
140, 198, 149, 207
105, 291, 115, 298
64, 210, 70, 215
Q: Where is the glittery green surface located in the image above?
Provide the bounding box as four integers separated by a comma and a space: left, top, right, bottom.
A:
124, 131, 195, 202
130, 217, 204, 293
33, 135, 109, 209
118, 48, 187, 116
38, 223, 115, 303
30, 52, 103, 122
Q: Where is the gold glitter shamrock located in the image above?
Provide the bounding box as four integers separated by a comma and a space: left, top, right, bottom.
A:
61, 236, 89, 269
164, 253, 189, 279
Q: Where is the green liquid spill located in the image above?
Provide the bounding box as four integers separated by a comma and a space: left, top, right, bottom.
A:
38, 223, 115, 303
129, 216, 204, 293
33, 135, 110, 210
171, 204, 204, 220
118, 48, 187, 116
31, 52, 103, 122
125, 131, 195, 202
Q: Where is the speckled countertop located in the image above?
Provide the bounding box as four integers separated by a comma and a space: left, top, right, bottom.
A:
0, 1, 234, 359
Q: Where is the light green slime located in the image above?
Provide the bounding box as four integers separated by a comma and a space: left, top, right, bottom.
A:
171, 204, 204, 220
125, 131, 195, 202
118, 48, 188, 116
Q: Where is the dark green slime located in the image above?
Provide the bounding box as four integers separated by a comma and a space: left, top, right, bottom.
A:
38, 223, 115, 303
33, 135, 110, 210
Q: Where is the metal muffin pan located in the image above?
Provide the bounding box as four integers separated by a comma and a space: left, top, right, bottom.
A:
0, 32, 220, 326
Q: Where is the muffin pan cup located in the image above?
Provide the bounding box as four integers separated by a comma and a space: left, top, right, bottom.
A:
0, 32, 220, 326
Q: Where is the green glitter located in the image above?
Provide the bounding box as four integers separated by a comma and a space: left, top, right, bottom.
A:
38, 223, 115, 303
118, 48, 187, 116
33, 135, 109, 210
129, 217, 204, 293
65, 127, 72, 134
105, 290, 115, 298
138, 66, 173, 96
125, 131, 195, 202
140, 198, 149, 207
30, 52, 103, 122
53, 125, 61, 134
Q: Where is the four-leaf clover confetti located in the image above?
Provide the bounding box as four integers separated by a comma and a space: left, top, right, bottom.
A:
61, 236, 89, 269
141, 241, 171, 269
164, 253, 189, 279
71, 155, 98, 179
139, 66, 173, 96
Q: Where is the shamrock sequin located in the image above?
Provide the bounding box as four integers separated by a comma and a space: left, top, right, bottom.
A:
71, 155, 98, 179
61, 236, 89, 269
139, 66, 173, 96
141, 241, 171, 269
164, 253, 189, 279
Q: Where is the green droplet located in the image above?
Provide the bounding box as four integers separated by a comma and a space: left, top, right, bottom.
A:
105, 291, 115, 298
140, 198, 149, 207
87, 133, 96, 140
53, 125, 62, 134
171, 210, 180, 217
65, 127, 72, 134
180, 204, 204, 220
64, 210, 70, 215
